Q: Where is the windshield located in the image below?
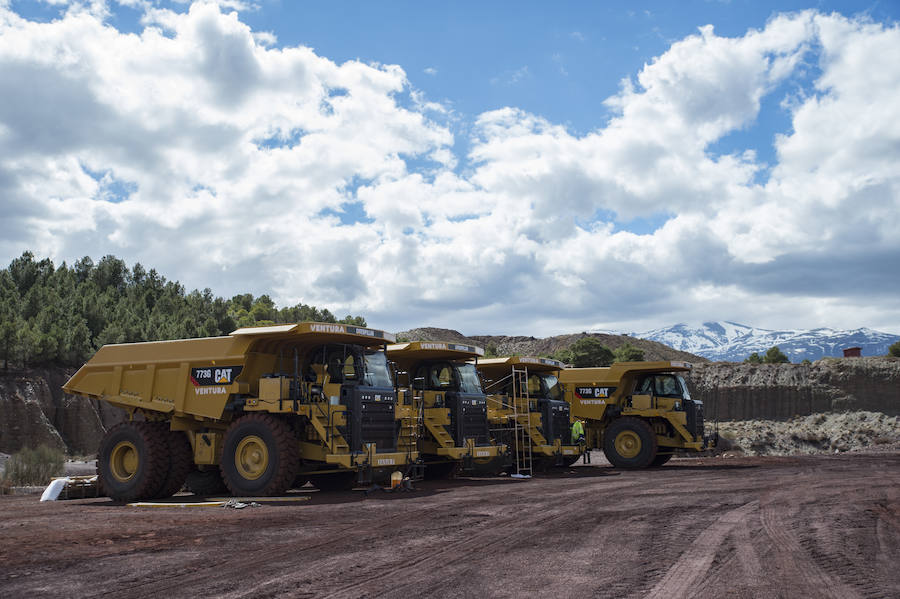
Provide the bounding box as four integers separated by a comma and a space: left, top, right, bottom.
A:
362, 350, 393, 388
637, 374, 687, 398
541, 374, 562, 400
456, 363, 484, 394
677, 375, 691, 400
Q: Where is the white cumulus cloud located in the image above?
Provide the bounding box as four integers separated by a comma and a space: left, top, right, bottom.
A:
1, 4, 898, 336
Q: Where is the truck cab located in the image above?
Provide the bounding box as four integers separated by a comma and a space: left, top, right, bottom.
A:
387, 342, 508, 476
478, 356, 582, 471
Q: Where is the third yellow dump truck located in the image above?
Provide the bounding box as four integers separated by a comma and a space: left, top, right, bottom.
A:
477, 356, 582, 473
559, 361, 713, 468
63, 322, 416, 500
387, 341, 509, 477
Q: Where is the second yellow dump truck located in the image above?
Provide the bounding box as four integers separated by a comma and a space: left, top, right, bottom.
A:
559, 361, 713, 468
387, 341, 509, 476
477, 356, 582, 473
63, 322, 416, 501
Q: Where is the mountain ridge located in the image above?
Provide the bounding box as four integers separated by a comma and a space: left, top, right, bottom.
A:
636, 321, 900, 362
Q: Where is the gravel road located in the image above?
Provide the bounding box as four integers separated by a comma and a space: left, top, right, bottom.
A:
1, 452, 898, 598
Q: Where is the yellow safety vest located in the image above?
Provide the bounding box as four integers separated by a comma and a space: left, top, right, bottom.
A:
572, 421, 584, 440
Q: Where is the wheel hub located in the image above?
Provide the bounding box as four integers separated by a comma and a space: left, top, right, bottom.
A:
614, 430, 642, 459
109, 441, 139, 482
235, 435, 269, 480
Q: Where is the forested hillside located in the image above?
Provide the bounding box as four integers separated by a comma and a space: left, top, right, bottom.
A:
0, 252, 365, 368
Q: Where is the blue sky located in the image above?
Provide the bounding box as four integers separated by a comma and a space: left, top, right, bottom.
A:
1, 0, 899, 335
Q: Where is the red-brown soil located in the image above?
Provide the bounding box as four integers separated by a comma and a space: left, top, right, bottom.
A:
2, 452, 899, 598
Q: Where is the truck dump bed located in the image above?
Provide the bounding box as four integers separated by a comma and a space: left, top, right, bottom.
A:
64, 323, 394, 421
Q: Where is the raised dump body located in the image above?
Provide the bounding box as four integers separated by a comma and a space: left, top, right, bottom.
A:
386, 341, 508, 476
64, 322, 416, 500
477, 356, 582, 472
559, 361, 713, 468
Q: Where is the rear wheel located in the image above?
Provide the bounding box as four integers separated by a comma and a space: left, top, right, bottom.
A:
602, 417, 658, 469
97, 422, 168, 502
154, 426, 193, 498
221, 414, 299, 496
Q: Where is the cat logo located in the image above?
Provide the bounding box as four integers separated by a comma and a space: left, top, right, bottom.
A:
191, 366, 243, 387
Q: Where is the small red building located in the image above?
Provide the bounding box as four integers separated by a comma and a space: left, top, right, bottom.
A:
842, 347, 862, 358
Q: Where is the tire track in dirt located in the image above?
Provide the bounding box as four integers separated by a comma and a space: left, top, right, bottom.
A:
643, 501, 758, 599
315, 480, 629, 599
759, 492, 862, 599
874, 504, 900, 595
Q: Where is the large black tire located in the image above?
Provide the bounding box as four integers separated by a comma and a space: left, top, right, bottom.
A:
423, 461, 458, 480
650, 452, 673, 467
221, 414, 299, 496
153, 426, 193, 499
308, 472, 357, 492
97, 422, 168, 502
602, 417, 658, 469
186, 468, 228, 496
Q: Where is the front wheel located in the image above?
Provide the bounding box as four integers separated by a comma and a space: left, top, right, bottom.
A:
602, 417, 658, 469
221, 414, 299, 496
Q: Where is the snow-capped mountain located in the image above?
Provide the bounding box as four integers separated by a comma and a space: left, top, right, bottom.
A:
636, 321, 900, 362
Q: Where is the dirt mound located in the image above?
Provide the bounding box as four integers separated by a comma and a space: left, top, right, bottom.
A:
716, 410, 900, 456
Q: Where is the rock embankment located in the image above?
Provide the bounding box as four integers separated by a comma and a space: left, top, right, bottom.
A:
689, 356, 900, 421
0, 368, 123, 456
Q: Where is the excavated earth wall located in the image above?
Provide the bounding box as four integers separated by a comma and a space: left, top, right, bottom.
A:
0, 367, 123, 456
687, 357, 900, 421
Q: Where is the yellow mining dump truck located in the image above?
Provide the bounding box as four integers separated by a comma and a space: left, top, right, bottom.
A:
386, 341, 509, 477
559, 361, 713, 468
63, 322, 416, 501
477, 356, 582, 473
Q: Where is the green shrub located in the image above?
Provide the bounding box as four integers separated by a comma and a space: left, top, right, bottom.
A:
889, 341, 900, 357
0, 445, 65, 486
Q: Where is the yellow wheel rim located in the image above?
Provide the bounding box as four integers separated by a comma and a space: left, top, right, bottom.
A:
235, 435, 269, 480
614, 430, 642, 459
110, 441, 139, 482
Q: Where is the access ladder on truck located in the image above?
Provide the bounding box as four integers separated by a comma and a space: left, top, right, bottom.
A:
510, 366, 533, 476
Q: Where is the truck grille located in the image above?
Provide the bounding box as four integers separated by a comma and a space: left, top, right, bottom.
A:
539, 400, 572, 444
684, 399, 704, 439
448, 394, 490, 446
344, 388, 397, 452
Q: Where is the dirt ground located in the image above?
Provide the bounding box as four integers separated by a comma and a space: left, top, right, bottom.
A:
1, 452, 899, 599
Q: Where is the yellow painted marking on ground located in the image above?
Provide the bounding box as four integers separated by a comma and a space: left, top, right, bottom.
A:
207, 496, 311, 502
128, 501, 228, 508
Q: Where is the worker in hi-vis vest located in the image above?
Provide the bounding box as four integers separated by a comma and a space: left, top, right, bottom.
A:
572, 419, 589, 464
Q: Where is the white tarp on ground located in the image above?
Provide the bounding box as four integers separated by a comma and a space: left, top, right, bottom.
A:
40, 475, 100, 501
40, 478, 69, 501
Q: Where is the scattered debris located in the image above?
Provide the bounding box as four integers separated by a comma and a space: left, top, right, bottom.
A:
222, 499, 261, 509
